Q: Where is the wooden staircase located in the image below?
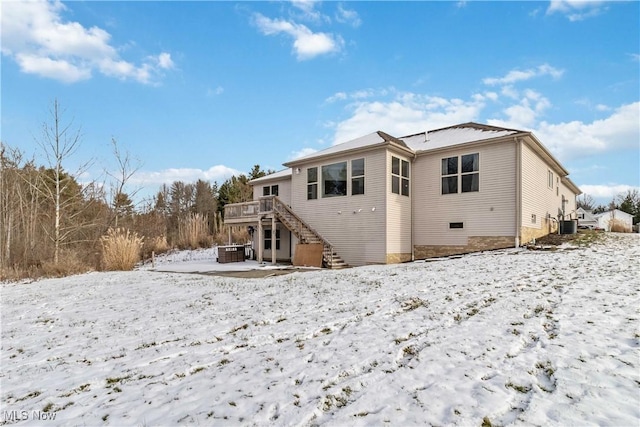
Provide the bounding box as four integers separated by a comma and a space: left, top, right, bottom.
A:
269, 197, 348, 269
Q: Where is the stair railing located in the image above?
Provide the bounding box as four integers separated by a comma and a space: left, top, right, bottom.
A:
268, 196, 335, 268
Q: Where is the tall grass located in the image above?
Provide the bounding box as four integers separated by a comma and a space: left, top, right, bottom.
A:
609, 219, 631, 233
101, 228, 144, 271
177, 213, 211, 249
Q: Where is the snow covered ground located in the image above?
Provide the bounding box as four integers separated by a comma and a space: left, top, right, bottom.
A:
1, 233, 639, 426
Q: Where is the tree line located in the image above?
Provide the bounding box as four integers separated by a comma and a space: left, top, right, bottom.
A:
0, 100, 270, 279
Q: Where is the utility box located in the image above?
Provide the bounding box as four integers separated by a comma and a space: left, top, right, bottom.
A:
559, 220, 578, 235
217, 245, 245, 263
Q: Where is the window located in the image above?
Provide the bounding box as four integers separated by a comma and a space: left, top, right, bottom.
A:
351, 158, 365, 195
548, 170, 554, 189
307, 167, 318, 200
441, 156, 458, 195
449, 222, 464, 229
263, 185, 278, 197
442, 153, 479, 194
461, 154, 479, 193
556, 177, 559, 196
264, 229, 280, 251
391, 156, 410, 196
578, 213, 585, 219
322, 162, 347, 197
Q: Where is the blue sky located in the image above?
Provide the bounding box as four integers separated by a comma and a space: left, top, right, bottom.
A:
2, 0, 639, 207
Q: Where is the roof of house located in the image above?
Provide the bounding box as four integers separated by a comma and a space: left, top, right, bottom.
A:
400, 122, 522, 152
273, 122, 579, 194
285, 123, 524, 167
283, 131, 410, 166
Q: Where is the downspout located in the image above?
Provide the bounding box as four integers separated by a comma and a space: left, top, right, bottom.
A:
515, 137, 522, 248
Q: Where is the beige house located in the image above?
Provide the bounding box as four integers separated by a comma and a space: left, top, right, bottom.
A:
225, 123, 581, 267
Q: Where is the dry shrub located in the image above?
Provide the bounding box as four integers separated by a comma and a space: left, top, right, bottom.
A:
140, 235, 170, 260
232, 228, 250, 244
41, 249, 92, 277
212, 227, 251, 246
610, 219, 631, 233
177, 213, 211, 249
101, 228, 144, 271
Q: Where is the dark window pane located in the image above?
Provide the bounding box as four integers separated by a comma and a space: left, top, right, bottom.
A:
401, 178, 409, 196
401, 160, 409, 178
264, 229, 272, 250
307, 183, 318, 200
449, 222, 464, 229
271, 185, 279, 196
322, 162, 347, 197
442, 157, 458, 175
263, 186, 270, 196
392, 157, 400, 175
392, 175, 400, 194
461, 173, 479, 192
442, 176, 458, 194
352, 177, 365, 195
352, 158, 365, 177
308, 167, 317, 183
462, 153, 479, 173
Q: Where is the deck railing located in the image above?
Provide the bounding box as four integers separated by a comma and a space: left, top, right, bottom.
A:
224, 196, 336, 268
224, 200, 262, 219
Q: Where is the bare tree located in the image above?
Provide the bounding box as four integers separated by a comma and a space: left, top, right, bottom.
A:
0, 143, 22, 270
107, 138, 142, 227
35, 99, 94, 264
577, 193, 596, 211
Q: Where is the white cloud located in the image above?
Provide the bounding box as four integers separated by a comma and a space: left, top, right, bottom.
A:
253, 13, 343, 60
1, 0, 173, 84
14, 53, 91, 83
288, 147, 319, 160
325, 92, 348, 103
483, 64, 564, 86
332, 93, 485, 144
132, 165, 241, 186
335, 4, 361, 27
579, 184, 640, 200
156, 53, 174, 70
290, 0, 323, 22
534, 102, 640, 161
488, 89, 551, 129
547, 0, 607, 21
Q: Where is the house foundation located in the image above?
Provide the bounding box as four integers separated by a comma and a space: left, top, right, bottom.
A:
520, 218, 559, 245
385, 253, 413, 264
414, 236, 515, 259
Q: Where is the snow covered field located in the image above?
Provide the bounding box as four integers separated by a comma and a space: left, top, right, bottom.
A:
1, 233, 639, 426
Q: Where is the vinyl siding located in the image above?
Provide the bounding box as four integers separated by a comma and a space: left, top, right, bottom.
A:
290, 149, 388, 266
261, 225, 292, 261
520, 141, 569, 229
253, 178, 292, 206
413, 141, 517, 246
386, 151, 412, 256
559, 181, 577, 219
